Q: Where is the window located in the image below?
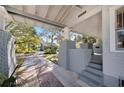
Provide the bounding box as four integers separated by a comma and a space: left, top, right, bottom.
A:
110, 6, 124, 52
116, 7, 124, 49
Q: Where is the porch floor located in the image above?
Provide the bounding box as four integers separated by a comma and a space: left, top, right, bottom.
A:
16, 52, 89, 87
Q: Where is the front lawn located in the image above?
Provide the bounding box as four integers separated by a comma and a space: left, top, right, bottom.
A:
44, 54, 58, 64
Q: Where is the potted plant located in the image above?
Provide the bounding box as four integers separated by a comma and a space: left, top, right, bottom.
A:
82, 35, 96, 54
1, 65, 21, 87
82, 35, 88, 48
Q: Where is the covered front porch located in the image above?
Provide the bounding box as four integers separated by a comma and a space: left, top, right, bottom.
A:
0, 5, 124, 87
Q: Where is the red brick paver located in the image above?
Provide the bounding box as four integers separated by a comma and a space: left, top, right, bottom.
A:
16, 55, 64, 87
39, 71, 64, 87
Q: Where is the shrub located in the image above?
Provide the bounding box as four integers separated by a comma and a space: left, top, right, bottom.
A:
44, 48, 56, 54
44, 46, 58, 54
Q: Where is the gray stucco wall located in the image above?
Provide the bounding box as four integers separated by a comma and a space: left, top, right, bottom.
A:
102, 6, 124, 86
69, 49, 91, 73
58, 40, 92, 74
58, 40, 76, 69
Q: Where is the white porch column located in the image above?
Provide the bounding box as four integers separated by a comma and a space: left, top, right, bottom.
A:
62, 27, 71, 40
0, 6, 8, 31
0, 6, 16, 77
59, 26, 76, 69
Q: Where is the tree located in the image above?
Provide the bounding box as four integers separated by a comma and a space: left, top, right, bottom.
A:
55, 34, 64, 45
39, 28, 63, 47
7, 21, 41, 53
70, 31, 83, 48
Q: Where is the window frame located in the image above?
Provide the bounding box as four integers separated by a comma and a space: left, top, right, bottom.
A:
110, 6, 124, 52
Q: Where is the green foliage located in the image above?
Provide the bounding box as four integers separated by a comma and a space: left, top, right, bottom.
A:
44, 48, 57, 54
76, 35, 82, 42
87, 36, 96, 44
44, 45, 58, 54
7, 21, 41, 53
0, 65, 21, 87
76, 35, 82, 48
0, 73, 7, 86
82, 35, 88, 43
82, 35, 96, 44
44, 46, 58, 63
1, 76, 16, 87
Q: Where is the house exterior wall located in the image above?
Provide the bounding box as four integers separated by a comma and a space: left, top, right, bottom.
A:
102, 6, 124, 86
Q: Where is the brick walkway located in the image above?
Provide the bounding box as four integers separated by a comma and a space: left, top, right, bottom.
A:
39, 72, 64, 87
16, 55, 64, 87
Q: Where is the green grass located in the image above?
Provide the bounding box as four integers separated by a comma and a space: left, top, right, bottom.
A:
16, 57, 25, 66
44, 54, 58, 64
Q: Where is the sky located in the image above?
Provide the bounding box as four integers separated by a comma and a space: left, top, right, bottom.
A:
34, 25, 48, 43
34, 25, 44, 35
34, 25, 55, 44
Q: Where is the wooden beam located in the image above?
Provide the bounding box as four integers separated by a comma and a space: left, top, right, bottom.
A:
45, 5, 52, 18
35, 5, 41, 16
55, 6, 69, 22
59, 6, 74, 23
58, 6, 69, 22
4, 5, 66, 28
54, 6, 64, 21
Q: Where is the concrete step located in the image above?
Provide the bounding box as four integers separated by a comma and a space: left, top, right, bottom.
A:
86, 66, 103, 76
80, 70, 103, 84
90, 60, 102, 65
88, 65, 102, 71
91, 54, 102, 61
79, 53, 104, 87
88, 62, 102, 71
79, 73, 98, 87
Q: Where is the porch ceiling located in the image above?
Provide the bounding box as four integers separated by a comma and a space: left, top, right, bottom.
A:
4, 5, 101, 32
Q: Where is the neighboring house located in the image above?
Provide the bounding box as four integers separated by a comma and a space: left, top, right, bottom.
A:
1, 5, 124, 87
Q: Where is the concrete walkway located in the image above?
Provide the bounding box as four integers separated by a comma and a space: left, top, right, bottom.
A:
16, 53, 89, 87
